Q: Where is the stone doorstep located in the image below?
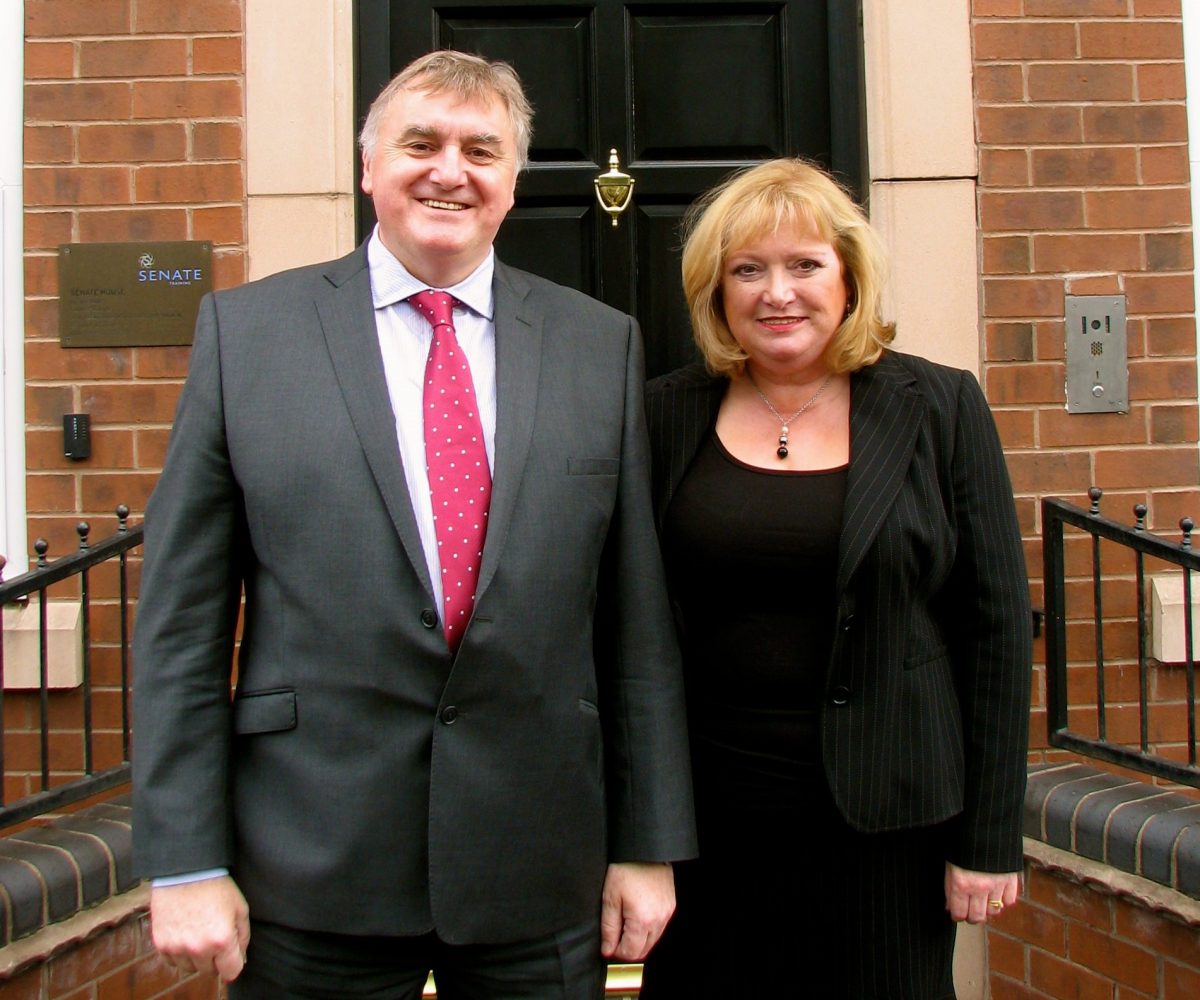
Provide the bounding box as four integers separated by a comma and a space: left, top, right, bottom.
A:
2, 767, 1200, 974
1025, 761, 1200, 900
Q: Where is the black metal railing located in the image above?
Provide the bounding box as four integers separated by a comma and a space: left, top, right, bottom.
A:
1043, 488, 1199, 786
0, 506, 142, 828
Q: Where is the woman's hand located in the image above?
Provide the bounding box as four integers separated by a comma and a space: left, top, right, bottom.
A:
944, 861, 1020, 924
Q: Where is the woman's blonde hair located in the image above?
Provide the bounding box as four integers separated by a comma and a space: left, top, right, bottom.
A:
681, 158, 895, 377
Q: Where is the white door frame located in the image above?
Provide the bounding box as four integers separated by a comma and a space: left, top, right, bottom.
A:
0, 1, 27, 578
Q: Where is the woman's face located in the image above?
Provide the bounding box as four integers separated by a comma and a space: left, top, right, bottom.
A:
720, 222, 849, 378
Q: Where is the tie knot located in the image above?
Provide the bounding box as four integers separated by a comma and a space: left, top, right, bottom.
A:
410, 289, 457, 329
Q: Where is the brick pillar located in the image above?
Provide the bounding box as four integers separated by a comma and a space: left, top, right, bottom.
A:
972, 0, 1199, 766
23, 0, 248, 552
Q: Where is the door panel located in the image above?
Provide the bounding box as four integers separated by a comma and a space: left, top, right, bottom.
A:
442, 13, 596, 162
502, 205, 596, 292
629, 10, 800, 162
635, 203, 693, 379
357, 0, 864, 379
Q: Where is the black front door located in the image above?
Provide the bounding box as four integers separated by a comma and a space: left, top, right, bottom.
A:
356, 0, 864, 379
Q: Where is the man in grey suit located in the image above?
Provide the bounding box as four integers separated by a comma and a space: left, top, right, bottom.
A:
132, 50, 696, 998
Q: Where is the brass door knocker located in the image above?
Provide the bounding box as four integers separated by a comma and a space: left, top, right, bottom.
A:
594, 149, 635, 227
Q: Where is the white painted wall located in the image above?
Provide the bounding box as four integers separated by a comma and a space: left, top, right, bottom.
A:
1, 2, 27, 577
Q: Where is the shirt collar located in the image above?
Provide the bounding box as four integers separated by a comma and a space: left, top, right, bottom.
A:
367, 227, 495, 321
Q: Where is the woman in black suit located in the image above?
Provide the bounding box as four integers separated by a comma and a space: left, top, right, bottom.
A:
639, 159, 1032, 998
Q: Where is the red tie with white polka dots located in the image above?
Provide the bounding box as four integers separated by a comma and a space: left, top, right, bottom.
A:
410, 289, 491, 653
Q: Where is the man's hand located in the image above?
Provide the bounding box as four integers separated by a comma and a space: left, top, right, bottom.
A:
599, 861, 675, 961
149, 876, 251, 983
944, 861, 1020, 924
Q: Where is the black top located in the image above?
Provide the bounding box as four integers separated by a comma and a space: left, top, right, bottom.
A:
662, 433, 846, 778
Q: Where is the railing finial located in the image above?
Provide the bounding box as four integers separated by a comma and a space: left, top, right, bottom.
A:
76, 522, 90, 550
1133, 504, 1147, 531
1182, 517, 1194, 550
1088, 486, 1103, 515
34, 539, 49, 569
116, 505, 129, 533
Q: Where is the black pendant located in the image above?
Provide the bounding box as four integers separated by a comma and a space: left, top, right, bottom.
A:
777, 431, 789, 459
777, 445, 789, 458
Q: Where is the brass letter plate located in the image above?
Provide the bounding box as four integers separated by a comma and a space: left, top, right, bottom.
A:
58, 241, 213, 347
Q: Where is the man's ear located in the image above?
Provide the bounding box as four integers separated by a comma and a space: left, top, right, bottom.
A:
361, 153, 374, 196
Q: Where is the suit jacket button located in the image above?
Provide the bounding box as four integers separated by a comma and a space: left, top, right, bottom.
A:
441, 706, 458, 725
830, 685, 851, 706
420, 609, 438, 629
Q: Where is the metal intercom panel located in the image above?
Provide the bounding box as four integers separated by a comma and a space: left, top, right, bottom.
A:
1064, 294, 1128, 413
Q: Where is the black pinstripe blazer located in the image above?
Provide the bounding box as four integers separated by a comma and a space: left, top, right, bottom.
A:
646, 352, 1032, 872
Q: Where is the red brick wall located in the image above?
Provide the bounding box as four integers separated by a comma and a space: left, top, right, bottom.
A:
973, 1, 1200, 771
23, 0, 246, 559
987, 858, 1200, 999
0, 911, 221, 999
15, 0, 246, 796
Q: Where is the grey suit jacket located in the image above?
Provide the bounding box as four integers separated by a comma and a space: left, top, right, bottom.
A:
132, 244, 697, 942
645, 354, 1032, 873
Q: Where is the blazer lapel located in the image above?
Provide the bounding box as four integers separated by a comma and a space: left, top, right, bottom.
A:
316, 246, 434, 598
651, 367, 724, 529
475, 262, 542, 599
837, 354, 925, 592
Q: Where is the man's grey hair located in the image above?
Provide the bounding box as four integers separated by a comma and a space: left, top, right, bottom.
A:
358, 50, 534, 172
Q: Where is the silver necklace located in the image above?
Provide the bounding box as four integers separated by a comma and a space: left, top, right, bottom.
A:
746, 371, 833, 459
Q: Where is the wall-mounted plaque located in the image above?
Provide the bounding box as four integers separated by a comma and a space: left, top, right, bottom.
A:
57, 241, 212, 347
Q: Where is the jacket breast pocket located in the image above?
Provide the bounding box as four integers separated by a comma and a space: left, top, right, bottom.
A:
233, 688, 297, 734
567, 458, 618, 476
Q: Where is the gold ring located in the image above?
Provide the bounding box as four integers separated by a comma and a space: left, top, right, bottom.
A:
988, 899, 1004, 910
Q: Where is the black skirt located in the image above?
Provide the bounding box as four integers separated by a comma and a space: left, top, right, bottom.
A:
640, 755, 958, 1000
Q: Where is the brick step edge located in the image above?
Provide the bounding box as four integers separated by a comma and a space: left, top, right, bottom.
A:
1025, 761, 1200, 900
0, 793, 135, 951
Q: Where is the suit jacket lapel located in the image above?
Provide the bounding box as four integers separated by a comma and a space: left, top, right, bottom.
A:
838, 354, 925, 592
316, 245, 434, 599
476, 261, 542, 599
651, 367, 724, 529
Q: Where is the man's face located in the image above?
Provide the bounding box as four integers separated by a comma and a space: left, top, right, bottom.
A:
361, 85, 519, 287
